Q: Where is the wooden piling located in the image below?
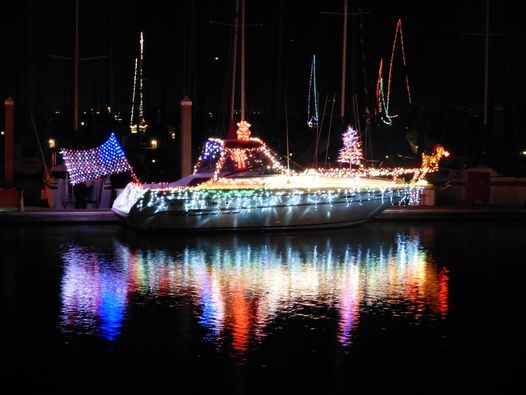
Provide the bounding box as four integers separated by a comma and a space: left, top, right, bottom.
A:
180, 96, 193, 178
4, 97, 14, 188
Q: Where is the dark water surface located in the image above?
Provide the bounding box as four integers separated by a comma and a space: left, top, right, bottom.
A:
1, 221, 524, 393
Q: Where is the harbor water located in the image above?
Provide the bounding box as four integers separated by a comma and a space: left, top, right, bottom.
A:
1, 221, 524, 393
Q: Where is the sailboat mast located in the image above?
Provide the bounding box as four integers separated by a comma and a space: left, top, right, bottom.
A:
285, 93, 290, 174
139, 32, 144, 119
483, 0, 489, 126
340, 0, 348, 119
307, 54, 319, 128
241, 0, 246, 121
230, 0, 240, 119
74, 0, 79, 131
130, 58, 138, 131
130, 32, 147, 133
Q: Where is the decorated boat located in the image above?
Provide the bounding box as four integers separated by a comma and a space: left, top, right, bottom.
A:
112, 122, 428, 231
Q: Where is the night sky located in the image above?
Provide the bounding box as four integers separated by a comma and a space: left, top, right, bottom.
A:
1, 0, 525, 167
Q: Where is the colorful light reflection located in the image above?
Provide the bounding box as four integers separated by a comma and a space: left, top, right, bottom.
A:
60, 247, 128, 341
59, 232, 449, 350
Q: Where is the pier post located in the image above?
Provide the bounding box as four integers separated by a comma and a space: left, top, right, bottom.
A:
180, 96, 192, 177
4, 97, 14, 188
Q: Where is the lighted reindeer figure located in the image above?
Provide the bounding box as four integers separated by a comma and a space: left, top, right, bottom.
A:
412, 144, 450, 182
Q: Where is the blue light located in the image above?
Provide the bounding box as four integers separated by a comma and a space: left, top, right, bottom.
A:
98, 270, 127, 342
61, 132, 136, 184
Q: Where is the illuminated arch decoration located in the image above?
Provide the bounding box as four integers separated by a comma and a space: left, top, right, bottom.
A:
61, 132, 138, 185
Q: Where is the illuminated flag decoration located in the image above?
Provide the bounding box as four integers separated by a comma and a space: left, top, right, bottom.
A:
61, 132, 137, 184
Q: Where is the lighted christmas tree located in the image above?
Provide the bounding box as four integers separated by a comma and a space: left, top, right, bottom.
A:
338, 126, 364, 168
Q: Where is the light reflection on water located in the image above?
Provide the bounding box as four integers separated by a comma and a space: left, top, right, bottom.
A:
61, 248, 128, 341
59, 228, 449, 353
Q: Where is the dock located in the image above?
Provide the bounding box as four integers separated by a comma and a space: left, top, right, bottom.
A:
1, 205, 525, 224
376, 206, 526, 220
0, 208, 119, 223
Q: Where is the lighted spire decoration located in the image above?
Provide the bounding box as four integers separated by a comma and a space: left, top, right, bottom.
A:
387, 19, 412, 109
338, 126, 364, 168
307, 54, 319, 128
130, 32, 148, 134
375, 19, 412, 126
130, 58, 138, 132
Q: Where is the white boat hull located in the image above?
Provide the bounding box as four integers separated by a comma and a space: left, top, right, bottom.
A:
116, 188, 412, 231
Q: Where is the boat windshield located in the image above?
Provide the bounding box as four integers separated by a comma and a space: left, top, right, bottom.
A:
194, 138, 283, 176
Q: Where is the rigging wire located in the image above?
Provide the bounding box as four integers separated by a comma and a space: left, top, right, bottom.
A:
307, 54, 319, 128
376, 19, 413, 126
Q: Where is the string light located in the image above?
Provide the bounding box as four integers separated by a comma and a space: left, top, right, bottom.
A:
338, 126, 364, 167
193, 127, 286, 180
130, 32, 148, 134
61, 132, 138, 185
412, 145, 450, 181
387, 19, 412, 110
230, 148, 248, 170
307, 54, 319, 128
201, 140, 223, 161
138, 32, 146, 133
127, 179, 419, 216
236, 120, 252, 140
112, 126, 450, 226
376, 58, 393, 126
130, 58, 138, 133
376, 19, 413, 126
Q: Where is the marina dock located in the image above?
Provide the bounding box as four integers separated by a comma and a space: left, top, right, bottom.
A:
1, 206, 525, 224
